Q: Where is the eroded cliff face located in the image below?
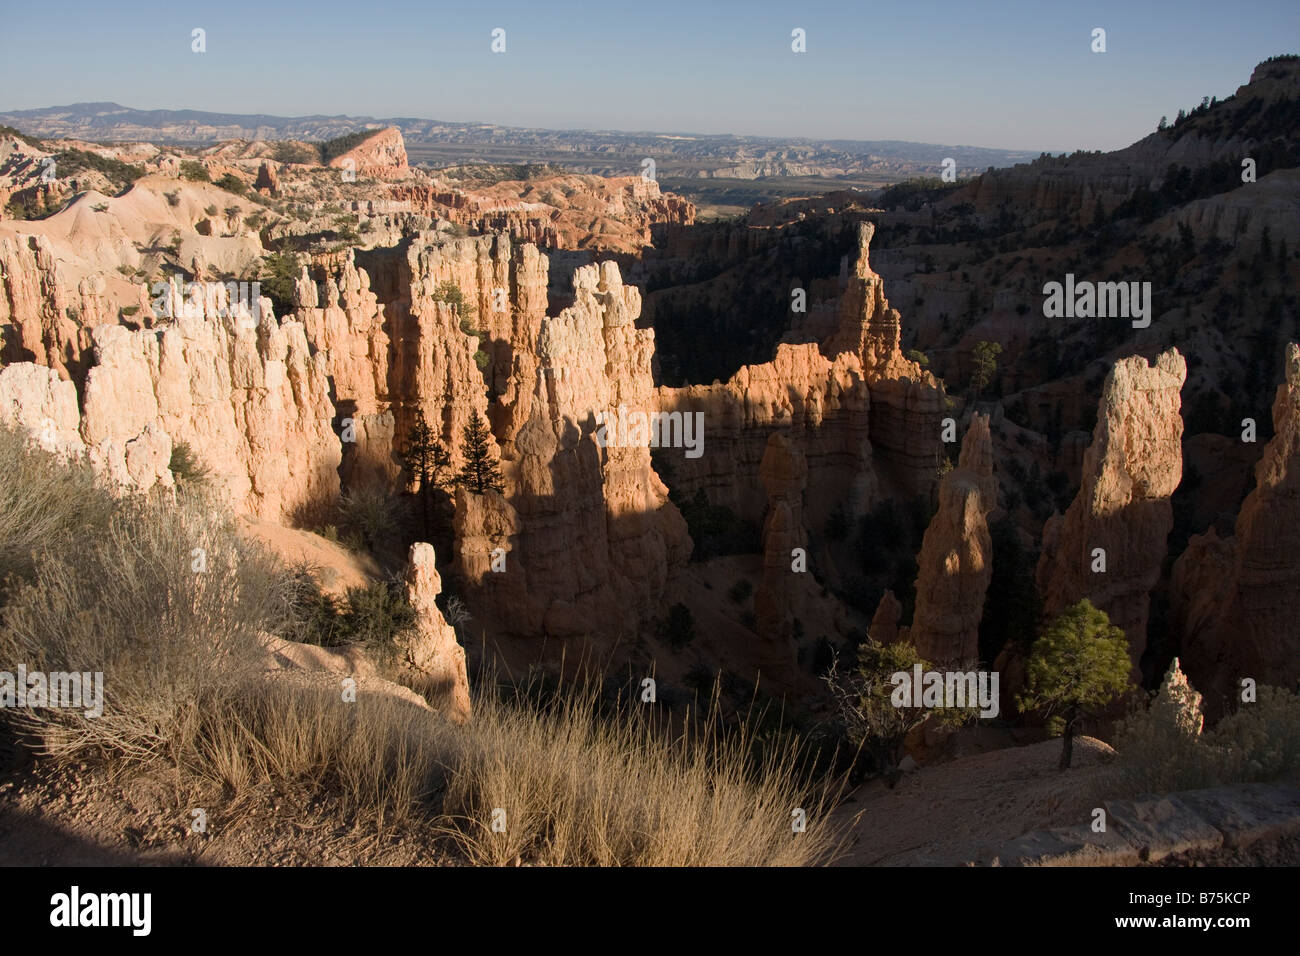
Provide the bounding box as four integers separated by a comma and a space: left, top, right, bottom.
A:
654, 220, 943, 534
0, 361, 86, 458
3, 277, 340, 515
909, 413, 998, 667
454, 260, 689, 639
657, 345, 875, 532
295, 251, 394, 486
391, 175, 694, 253
88, 285, 340, 517
256, 232, 692, 644
1172, 343, 1300, 716
0, 234, 105, 380
753, 432, 808, 685
1035, 348, 1187, 669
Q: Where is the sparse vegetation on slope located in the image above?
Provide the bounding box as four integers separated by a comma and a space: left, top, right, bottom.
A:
0, 423, 841, 865
318, 130, 380, 165
51, 147, 143, 193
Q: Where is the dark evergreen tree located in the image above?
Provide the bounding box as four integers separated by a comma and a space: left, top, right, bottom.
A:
401, 410, 451, 537
457, 409, 505, 495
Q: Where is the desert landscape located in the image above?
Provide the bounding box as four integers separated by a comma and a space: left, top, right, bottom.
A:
0, 6, 1297, 909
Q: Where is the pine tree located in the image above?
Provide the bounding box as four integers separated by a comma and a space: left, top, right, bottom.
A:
457, 409, 505, 495
1017, 600, 1134, 769
401, 410, 451, 537
970, 340, 1003, 399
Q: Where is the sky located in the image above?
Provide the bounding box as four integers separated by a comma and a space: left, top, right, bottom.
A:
1, 0, 1296, 153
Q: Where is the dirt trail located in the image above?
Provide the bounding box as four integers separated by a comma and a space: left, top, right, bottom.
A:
834, 737, 1115, 865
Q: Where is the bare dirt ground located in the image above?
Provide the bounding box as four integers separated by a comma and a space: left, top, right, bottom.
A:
4, 740, 1296, 867
835, 736, 1122, 865
0, 758, 452, 867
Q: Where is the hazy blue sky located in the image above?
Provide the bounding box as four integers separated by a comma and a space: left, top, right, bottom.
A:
1, 0, 1295, 152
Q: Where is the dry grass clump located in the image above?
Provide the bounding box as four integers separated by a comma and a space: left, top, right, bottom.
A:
0, 425, 116, 586
185, 681, 443, 828
437, 681, 844, 866
1, 485, 286, 764
0, 424, 845, 864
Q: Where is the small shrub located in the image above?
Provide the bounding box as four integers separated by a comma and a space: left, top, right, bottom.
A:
728, 579, 753, 604
180, 161, 210, 182
169, 441, 211, 485
338, 483, 402, 554
338, 582, 416, 661
214, 173, 247, 196
1112, 663, 1300, 794
657, 603, 696, 651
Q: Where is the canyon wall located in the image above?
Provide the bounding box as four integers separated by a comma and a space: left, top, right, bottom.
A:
454, 260, 690, 638
1, 278, 340, 517
1171, 343, 1300, 715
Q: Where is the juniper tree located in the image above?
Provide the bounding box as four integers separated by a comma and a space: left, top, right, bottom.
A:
457, 409, 505, 495
822, 639, 971, 777
1017, 599, 1133, 769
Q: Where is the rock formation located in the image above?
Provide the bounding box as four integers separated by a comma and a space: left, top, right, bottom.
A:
1036, 349, 1187, 669
0, 234, 92, 378
869, 590, 904, 645
391, 174, 694, 252
827, 221, 948, 493
254, 160, 280, 197
655, 221, 944, 539
326, 127, 411, 180
909, 413, 998, 666
401, 543, 472, 724
1171, 343, 1300, 715
1152, 657, 1205, 737
456, 260, 689, 639
295, 252, 395, 486
753, 432, 808, 679
0, 361, 85, 457
657, 344, 875, 532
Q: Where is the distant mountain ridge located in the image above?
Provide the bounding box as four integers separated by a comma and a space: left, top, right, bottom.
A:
0, 102, 1038, 178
